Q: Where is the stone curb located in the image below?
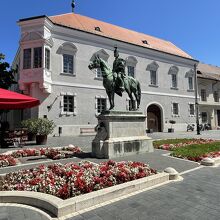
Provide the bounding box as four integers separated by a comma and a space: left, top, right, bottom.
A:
201, 156, 220, 166
0, 172, 169, 218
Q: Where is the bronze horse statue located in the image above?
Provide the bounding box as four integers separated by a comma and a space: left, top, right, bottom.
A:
88, 55, 141, 110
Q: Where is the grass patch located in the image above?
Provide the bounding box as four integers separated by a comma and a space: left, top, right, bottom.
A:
171, 142, 220, 160
153, 139, 196, 148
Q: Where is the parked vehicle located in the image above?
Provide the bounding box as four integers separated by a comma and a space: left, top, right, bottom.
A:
187, 124, 195, 132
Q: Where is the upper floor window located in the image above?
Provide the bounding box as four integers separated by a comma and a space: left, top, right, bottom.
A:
172, 102, 179, 116
169, 66, 179, 89
188, 77, 194, 90
201, 89, 207, 101
171, 74, 177, 88
147, 61, 159, 87
96, 68, 102, 78
97, 98, 107, 113
23, 48, 31, 69
126, 56, 137, 78
63, 54, 73, 74
34, 47, 42, 68
127, 66, 135, 78
214, 91, 219, 102
150, 70, 157, 86
45, 48, 50, 70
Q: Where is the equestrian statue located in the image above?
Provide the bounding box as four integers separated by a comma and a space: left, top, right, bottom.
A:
88, 47, 141, 111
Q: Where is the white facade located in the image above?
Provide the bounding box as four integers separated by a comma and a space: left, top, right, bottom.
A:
13, 15, 199, 136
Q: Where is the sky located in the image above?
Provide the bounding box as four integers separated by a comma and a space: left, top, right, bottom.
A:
1, 0, 220, 66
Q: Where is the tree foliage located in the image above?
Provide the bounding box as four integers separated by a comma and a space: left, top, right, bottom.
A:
0, 53, 17, 89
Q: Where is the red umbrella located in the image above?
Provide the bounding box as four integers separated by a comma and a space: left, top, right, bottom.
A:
0, 88, 40, 109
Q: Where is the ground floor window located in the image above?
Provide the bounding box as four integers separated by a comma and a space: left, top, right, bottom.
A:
97, 98, 107, 113
63, 95, 74, 113
172, 103, 179, 116
189, 104, 195, 116
201, 112, 207, 123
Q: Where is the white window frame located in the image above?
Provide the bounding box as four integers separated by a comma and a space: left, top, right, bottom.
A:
189, 103, 195, 117
214, 91, 219, 102
185, 69, 194, 91
188, 76, 194, 90
95, 96, 107, 114
23, 48, 32, 69
201, 112, 208, 123
169, 66, 179, 89
126, 56, 137, 78
45, 48, 50, 70
147, 61, 159, 87
59, 42, 77, 76
201, 89, 207, 101
33, 47, 42, 69
60, 92, 77, 116
171, 102, 179, 117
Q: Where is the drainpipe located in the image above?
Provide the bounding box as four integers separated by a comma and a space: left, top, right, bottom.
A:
194, 64, 200, 135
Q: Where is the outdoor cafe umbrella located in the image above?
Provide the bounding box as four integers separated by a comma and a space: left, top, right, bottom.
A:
0, 88, 40, 109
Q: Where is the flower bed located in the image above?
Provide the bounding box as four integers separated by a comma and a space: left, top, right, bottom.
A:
170, 141, 220, 162
155, 139, 215, 151
0, 160, 157, 199
0, 146, 83, 168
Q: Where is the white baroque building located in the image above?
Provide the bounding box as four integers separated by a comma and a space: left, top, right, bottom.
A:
12, 13, 199, 136
197, 63, 220, 129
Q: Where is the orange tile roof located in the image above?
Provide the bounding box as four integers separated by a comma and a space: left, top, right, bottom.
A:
49, 13, 193, 59
197, 63, 220, 81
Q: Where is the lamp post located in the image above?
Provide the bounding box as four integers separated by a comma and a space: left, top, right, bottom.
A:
194, 63, 200, 135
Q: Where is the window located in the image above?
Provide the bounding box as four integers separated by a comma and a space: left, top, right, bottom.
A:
96, 68, 102, 78
23, 48, 31, 69
150, 70, 157, 86
172, 103, 179, 115
97, 98, 107, 113
63, 54, 73, 74
214, 91, 219, 102
189, 104, 195, 116
34, 47, 42, 68
127, 66, 135, 78
188, 77, 193, 90
45, 48, 50, 70
63, 95, 74, 113
147, 61, 159, 86
201, 89, 207, 101
171, 74, 177, 88
201, 112, 207, 123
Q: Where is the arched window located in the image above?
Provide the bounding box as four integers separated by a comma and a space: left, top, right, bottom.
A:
90, 49, 110, 79
58, 42, 77, 75
147, 61, 159, 87
185, 69, 194, 91
168, 66, 179, 89
126, 56, 137, 78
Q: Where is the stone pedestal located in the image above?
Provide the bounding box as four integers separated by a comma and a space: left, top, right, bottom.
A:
92, 110, 153, 159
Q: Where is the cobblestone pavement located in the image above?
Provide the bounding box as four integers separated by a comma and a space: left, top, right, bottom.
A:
0, 204, 53, 220
66, 166, 220, 220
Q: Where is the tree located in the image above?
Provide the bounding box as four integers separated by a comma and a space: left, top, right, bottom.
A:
0, 53, 17, 89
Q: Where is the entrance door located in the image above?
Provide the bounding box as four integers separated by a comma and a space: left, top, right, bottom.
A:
217, 110, 220, 126
147, 104, 161, 132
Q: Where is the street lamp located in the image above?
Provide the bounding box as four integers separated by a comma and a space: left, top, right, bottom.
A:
194, 63, 200, 135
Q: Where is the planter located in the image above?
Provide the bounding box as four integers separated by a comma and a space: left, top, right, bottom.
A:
36, 135, 47, 145
27, 133, 36, 141
168, 128, 174, 133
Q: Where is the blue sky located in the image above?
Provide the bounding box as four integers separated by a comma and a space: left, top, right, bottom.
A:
1, 0, 220, 66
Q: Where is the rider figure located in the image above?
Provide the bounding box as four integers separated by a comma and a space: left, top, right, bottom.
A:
112, 47, 126, 96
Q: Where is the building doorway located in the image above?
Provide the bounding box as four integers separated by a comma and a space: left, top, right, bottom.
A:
147, 104, 162, 132
217, 110, 220, 127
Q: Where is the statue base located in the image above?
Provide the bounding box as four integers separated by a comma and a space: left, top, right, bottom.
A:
92, 110, 154, 159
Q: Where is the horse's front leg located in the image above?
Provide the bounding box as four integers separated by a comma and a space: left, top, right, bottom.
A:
107, 91, 114, 110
